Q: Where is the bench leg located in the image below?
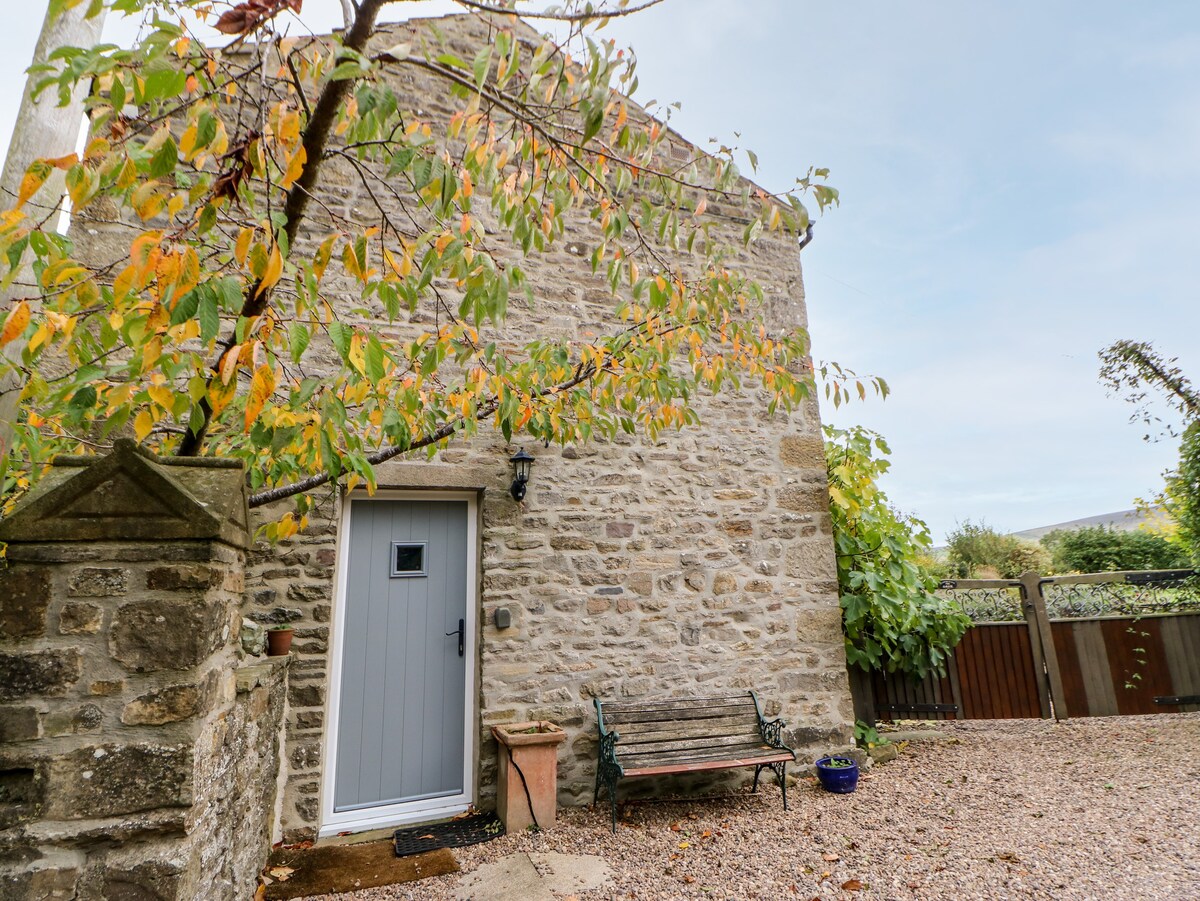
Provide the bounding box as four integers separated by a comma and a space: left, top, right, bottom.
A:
752, 765, 763, 794
772, 761, 789, 811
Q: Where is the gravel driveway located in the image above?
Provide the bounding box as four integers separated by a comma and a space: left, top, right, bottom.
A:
321, 714, 1200, 901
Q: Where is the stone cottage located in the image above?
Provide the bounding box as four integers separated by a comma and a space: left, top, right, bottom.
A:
238, 13, 853, 844
0, 11, 853, 884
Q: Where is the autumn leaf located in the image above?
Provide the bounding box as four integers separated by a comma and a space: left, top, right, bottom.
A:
841, 879, 865, 891
255, 242, 283, 298
0, 301, 30, 345
267, 866, 295, 882
281, 145, 307, 190
17, 160, 52, 208
244, 364, 275, 428
822, 852, 840, 862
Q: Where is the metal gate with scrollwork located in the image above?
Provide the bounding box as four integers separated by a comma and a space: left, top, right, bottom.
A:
851, 569, 1200, 724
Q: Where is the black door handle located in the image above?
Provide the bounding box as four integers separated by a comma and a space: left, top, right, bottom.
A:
445, 618, 464, 657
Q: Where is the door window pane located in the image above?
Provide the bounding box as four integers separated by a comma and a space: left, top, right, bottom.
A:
390, 542, 426, 577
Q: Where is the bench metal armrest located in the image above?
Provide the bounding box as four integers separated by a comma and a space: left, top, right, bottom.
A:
593, 698, 624, 774
750, 691, 797, 758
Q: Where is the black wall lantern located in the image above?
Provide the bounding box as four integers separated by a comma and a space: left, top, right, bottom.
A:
509, 448, 534, 501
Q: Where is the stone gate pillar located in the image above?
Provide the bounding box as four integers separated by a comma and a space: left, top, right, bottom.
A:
0, 439, 285, 900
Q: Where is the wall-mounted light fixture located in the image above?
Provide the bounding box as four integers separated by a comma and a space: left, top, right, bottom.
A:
509, 448, 534, 501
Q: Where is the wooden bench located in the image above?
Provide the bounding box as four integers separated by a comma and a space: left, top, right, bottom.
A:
593, 691, 796, 831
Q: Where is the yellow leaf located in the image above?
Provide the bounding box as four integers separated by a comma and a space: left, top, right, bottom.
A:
132, 182, 165, 221
235, 227, 254, 266
0, 301, 30, 345
26, 323, 50, 353
244, 363, 275, 429
148, 384, 173, 409
134, 409, 154, 442
116, 156, 138, 189
208, 377, 236, 418
280, 145, 307, 190
220, 345, 241, 385
254, 243, 282, 298
17, 161, 52, 208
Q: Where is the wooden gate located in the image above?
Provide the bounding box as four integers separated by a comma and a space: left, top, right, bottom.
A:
852, 569, 1200, 724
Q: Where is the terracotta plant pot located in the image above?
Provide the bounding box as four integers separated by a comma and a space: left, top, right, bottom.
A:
491, 721, 567, 832
266, 628, 294, 656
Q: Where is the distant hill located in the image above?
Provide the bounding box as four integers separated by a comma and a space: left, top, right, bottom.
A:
1011, 509, 1166, 542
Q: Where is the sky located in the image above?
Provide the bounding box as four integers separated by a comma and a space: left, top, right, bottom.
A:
2, 1, 1198, 541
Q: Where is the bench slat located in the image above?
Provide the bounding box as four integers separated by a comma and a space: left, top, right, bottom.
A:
603, 704, 757, 726
623, 750, 794, 778
611, 714, 760, 740
619, 732, 766, 756
619, 742, 778, 767
601, 695, 751, 714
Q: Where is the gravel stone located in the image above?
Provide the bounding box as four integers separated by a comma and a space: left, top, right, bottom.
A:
312, 714, 1200, 900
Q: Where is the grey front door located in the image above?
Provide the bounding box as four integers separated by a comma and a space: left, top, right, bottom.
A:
334, 498, 470, 813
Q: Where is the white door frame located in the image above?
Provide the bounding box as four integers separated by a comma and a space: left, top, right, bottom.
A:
319, 489, 479, 838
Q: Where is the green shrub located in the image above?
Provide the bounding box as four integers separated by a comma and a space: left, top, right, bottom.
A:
825, 426, 970, 680
1041, 525, 1190, 574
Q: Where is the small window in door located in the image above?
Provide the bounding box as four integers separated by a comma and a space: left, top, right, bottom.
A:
390, 542, 426, 577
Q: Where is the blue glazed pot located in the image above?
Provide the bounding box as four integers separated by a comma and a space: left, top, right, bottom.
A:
815, 756, 859, 793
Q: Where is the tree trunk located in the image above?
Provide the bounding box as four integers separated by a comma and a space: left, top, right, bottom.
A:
0, 2, 107, 466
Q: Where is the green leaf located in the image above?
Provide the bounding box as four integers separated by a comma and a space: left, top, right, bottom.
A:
365, 335, 385, 383
170, 288, 200, 326
289, 322, 311, 364
197, 288, 219, 342
149, 135, 178, 178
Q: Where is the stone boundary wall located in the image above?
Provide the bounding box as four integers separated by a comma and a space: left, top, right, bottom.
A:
0, 443, 288, 900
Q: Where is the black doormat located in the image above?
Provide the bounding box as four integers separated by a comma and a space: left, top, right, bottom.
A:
394, 812, 504, 858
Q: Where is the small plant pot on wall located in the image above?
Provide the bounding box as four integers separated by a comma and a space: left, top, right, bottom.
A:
815, 756, 859, 794
491, 721, 567, 833
266, 627, 294, 657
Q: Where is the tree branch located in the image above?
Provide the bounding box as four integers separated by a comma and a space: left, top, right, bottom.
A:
176, 0, 388, 456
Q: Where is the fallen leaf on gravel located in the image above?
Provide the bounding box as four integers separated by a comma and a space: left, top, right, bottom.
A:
997, 852, 1021, 863
701, 830, 712, 839
669, 822, 681, 832
842, 879, 865, 891
683, 876, 695, 884
822, 852, 840, 862
678, 841, 690, 849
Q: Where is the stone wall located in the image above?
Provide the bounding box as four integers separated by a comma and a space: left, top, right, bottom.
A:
0, 442, 288, 900
229, 14, 853, 841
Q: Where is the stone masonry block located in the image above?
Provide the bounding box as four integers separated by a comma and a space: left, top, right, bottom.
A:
45, 744, 192, 819
287, 682, 324, 709
67, 567, 129, 597
58, 601, 103, 634
44, 704, 103, 737
110, 597, 227, 673
780, 435, 827, 469
145, 564, 223, 592
777, 484, 829, 513
0, 649, 83, 701
121, 673, 215, 726
786, 541, 837, 580
0, 567, 52, 640
0, 706, 40, 742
